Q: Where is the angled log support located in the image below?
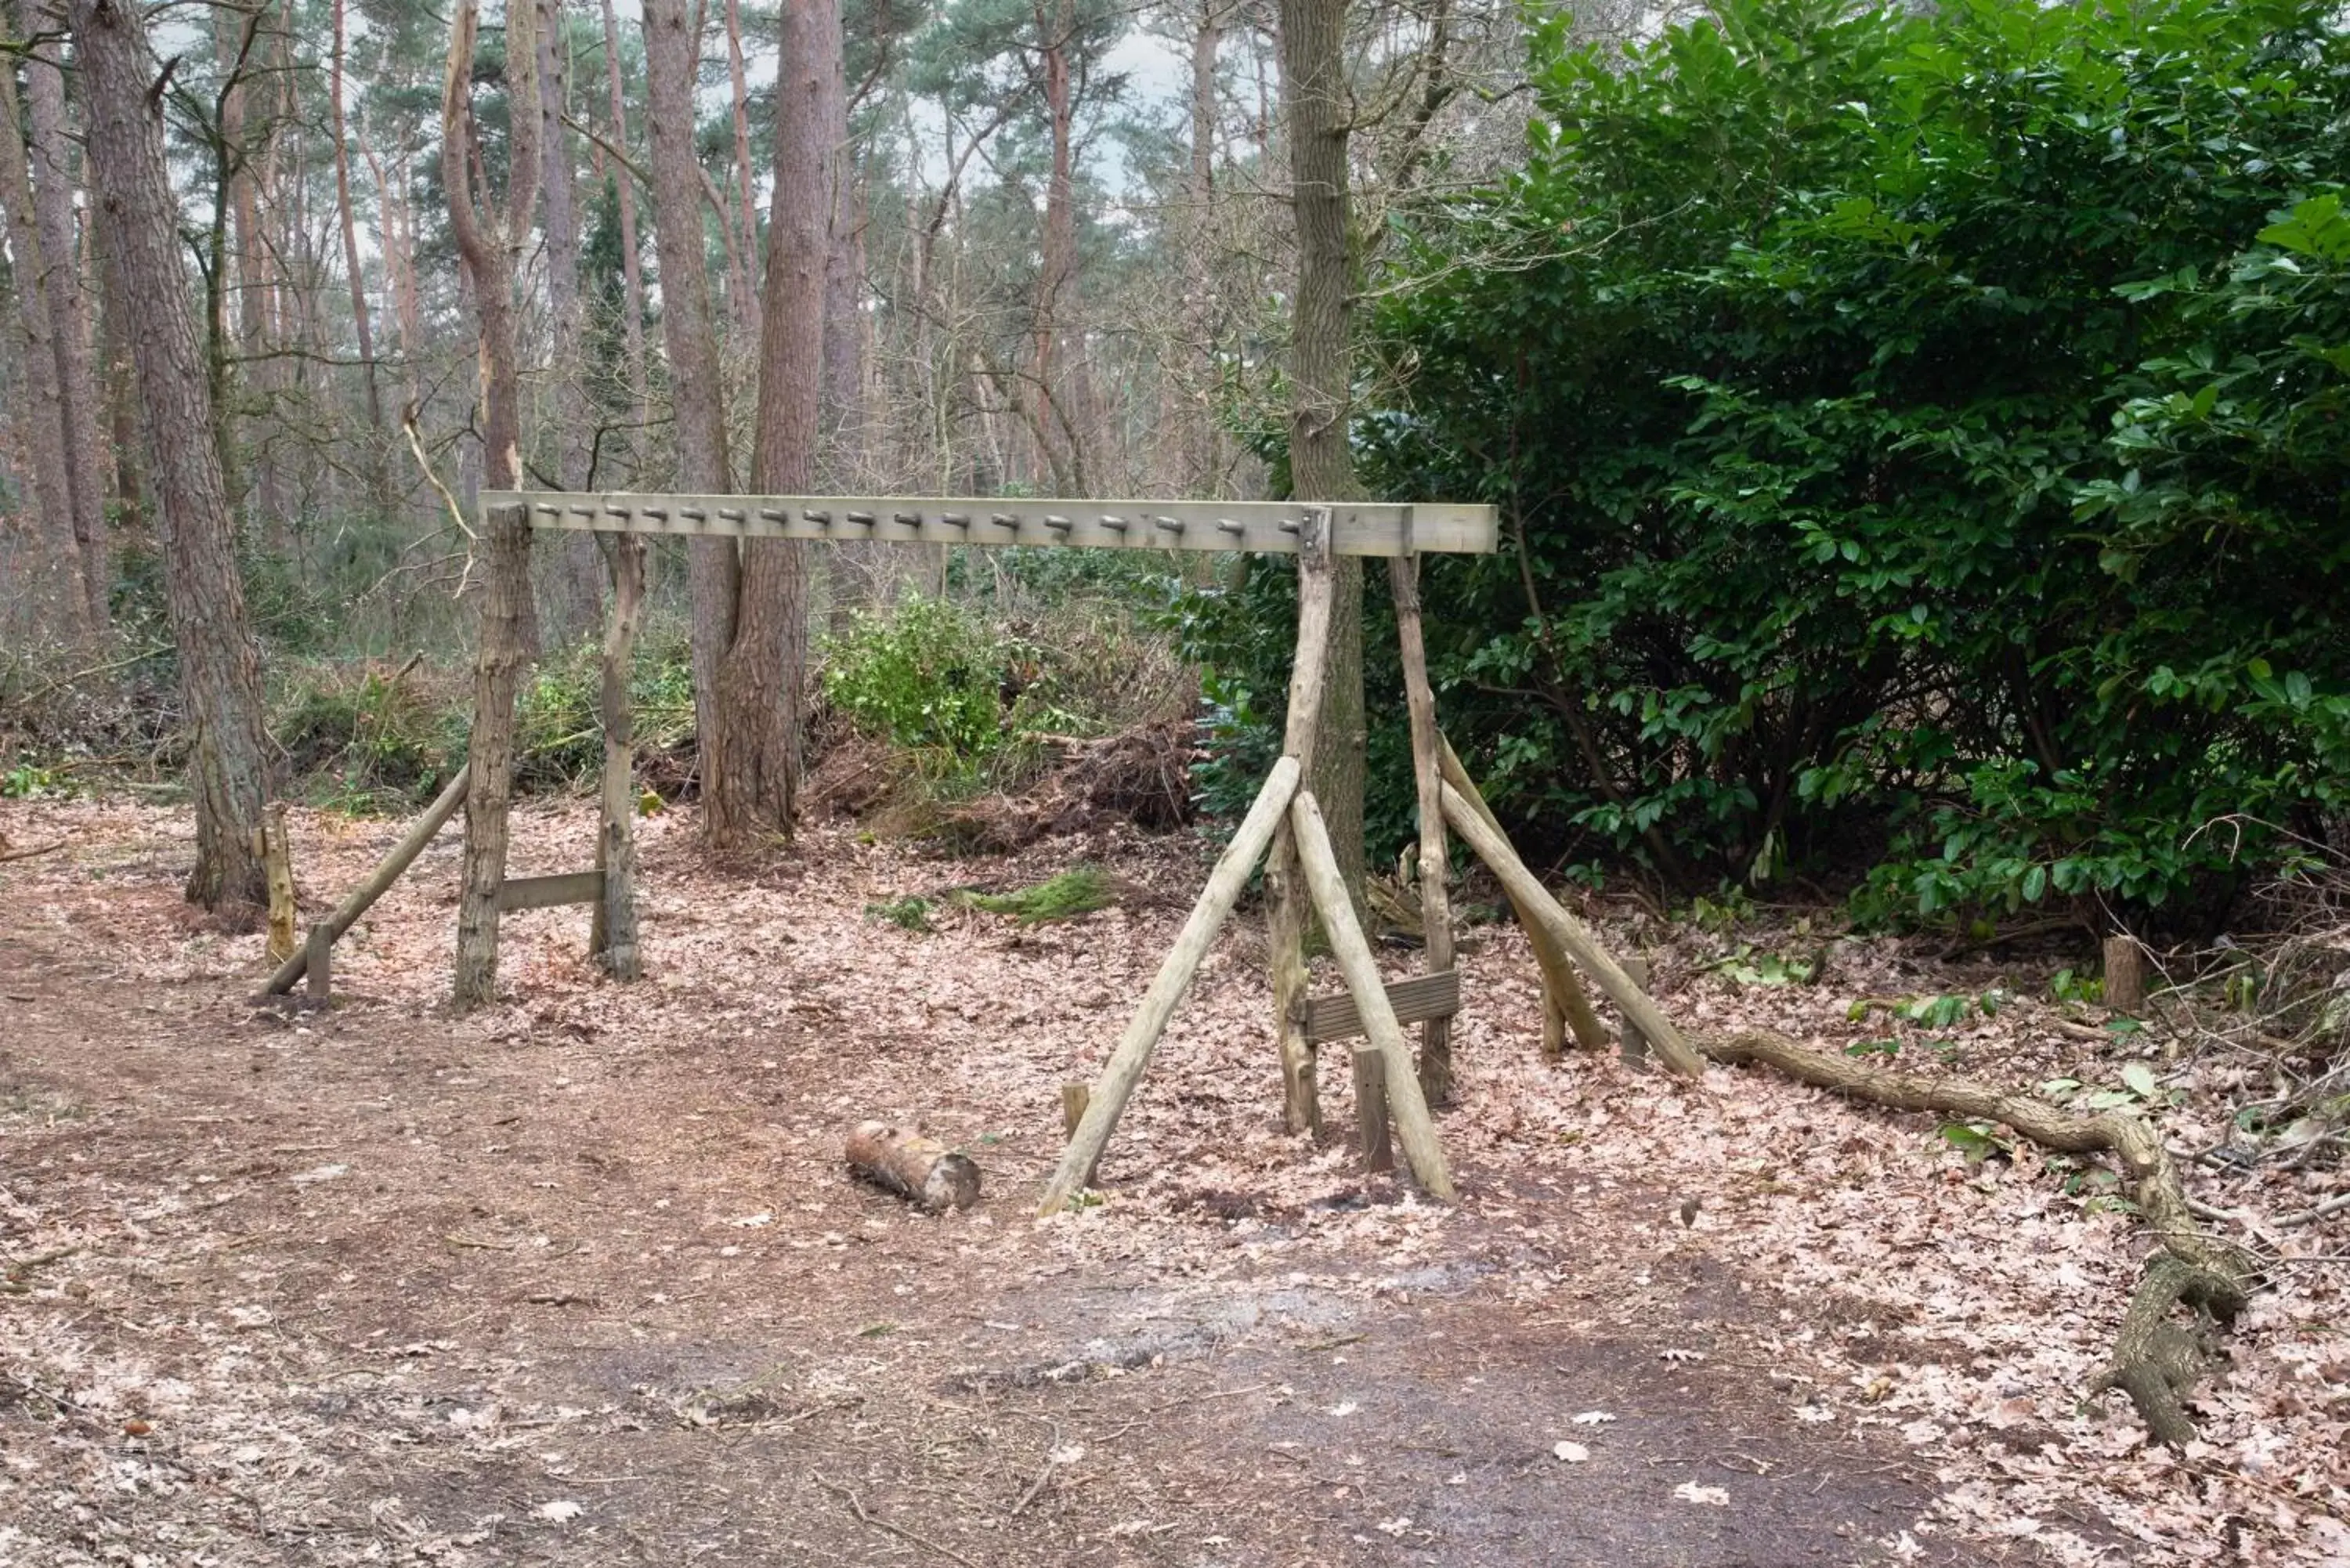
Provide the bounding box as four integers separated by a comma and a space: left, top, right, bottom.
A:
1290, 789, 1454, 1198
1040, 756, 1303, 1214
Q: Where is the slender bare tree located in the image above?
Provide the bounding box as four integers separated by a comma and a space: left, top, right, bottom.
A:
443, 0, 544, 1006
73, 0, 273, 912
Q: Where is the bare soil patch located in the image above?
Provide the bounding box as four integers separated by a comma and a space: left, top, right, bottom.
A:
1, 796, 2341, 1566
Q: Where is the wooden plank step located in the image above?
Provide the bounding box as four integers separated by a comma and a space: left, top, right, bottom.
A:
1302, 969, 1461, 1045
497, 870, 605, 912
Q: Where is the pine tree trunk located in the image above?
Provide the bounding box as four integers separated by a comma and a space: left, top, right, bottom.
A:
598, 0, 651, 479
725, 0, 838, 845
724, 0, 763, 342
536, 0, 603, 636
330, 0, 392, 516
25, 2, 107, 632
1278, 0, 1368, 909
0, 55, 87, 641
74, 0, 272, 914
89, 198, 146, 543
645, 0, 768, 852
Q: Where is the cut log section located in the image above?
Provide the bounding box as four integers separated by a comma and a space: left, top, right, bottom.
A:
846, 1122, 982, 1212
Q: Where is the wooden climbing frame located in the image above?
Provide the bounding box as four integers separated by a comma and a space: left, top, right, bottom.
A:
275, 486, 1698, 1211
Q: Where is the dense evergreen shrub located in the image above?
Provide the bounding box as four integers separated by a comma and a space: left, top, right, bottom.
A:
1292, 0, 2348, 923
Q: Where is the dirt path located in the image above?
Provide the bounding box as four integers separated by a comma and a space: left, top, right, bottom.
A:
4, 797, 2331, 1565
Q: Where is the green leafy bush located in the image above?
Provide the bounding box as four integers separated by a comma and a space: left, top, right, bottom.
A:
1342, 0, 2350, 923
823, 597, 1032, 767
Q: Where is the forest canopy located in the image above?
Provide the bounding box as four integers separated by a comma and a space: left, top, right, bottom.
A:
1243, 0, 2350, 925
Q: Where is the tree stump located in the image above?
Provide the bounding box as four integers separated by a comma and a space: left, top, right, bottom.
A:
846, 1122, 981, 1212
2104, 934, 2146, 1013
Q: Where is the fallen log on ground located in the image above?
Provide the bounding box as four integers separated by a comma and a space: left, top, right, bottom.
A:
1703, 1028, 2256, 1448
846, 1122, 982, 1212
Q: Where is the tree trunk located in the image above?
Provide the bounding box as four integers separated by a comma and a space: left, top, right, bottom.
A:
0, 53, 86, 640
443, 0, 543, 1007
74, 0, 273, 915
724, 0, 762, 342
25, 2, 107, 632
645, 0, 776, 852
1278, 0, 1367, 910
1032, 0, 1085, 493
535, 0, 603, 636
1185, 0, 1226, 497
598, 0, 650, 479
89, 196, 146, 544
329, 0, 392, 516
726, 0, 837, 847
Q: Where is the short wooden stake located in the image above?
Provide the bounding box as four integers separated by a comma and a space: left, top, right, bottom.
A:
2104, 935, 2146, 1013
1061, 1082, 1090, 1138
260, 804, 298, 964
1291, 789, 1453, 1199
1040, 756, 1303, 1214
303, 924, 332, 1005
1352, 1043, 1393, 1174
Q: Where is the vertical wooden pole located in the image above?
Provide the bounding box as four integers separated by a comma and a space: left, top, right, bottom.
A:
1269, 508, 1336, 1136
304, 923, 332, 1005
1437, 733, 1611, 1054
1351, 1042, 1392, 1174
1061, 1082, 1090, 1137
1388, 553, 1455, 1104
259, 803, 297, 965
591, 533, 648, 979
1290, 789, 1453, 1198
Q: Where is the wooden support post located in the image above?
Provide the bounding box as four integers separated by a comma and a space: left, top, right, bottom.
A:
259, 803, 297, 965
1352, 1043, 1393, 1174
1437, 734, 1611, 1054
1290, 789, 1454, 1198
1061, 1082, 1090, 1138
1040, 756, 1303, 1214
591, 534, 648, 980
1268, 508, 1336, 1136
1619, 954, 1654, 1066
304, 923, 332, 1005
1389, 554, 1455, 1105
1440, 781, 1705, 1080
454, 503, 537, 1010
2104, 934, 2146, 1014
262, 767, 471, 995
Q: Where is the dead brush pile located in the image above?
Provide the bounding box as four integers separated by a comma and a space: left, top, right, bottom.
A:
807, 594, 1196, 852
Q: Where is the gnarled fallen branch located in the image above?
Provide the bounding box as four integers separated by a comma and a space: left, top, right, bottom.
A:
1703, 1029, 2255, 1449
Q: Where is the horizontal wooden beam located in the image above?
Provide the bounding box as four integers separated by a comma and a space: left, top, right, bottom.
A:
497, 870, 605, 912
1303, 968, 1462, 1045
479, 491, 1498, 557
